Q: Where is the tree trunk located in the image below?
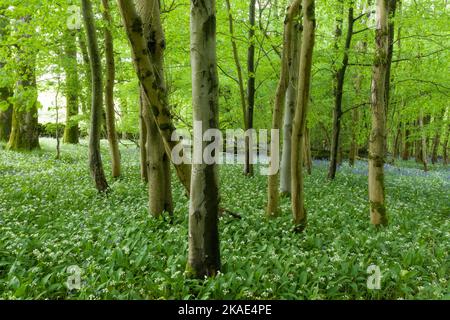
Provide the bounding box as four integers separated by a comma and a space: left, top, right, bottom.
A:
393, 123, 402, 159
62, 29, 80, 144
291, 0, 315, 231
267, 0, 301, 217
0, 15, 12, 142
225, 0, 246, 126
402, 123, 410, 160
245, 0, 256, 176
187, 0, 221, 278
7, 63, 40, 151
385, 0, 397, 112
384, 0, 397, 155
117, 0, 191, 192
431, 113, 444, 164
78, 30, 91, 115
303, 125, 312, 175
280, 20, 302, 196
136, 0, 173, 217
141, 88, 173, 217
0, 86, 12, 143
443, 127, 449, 166
102, 0, 121, 178
82, 0, 109, 193
7, 17, 40, 151
328, 4, 354, 180
139, 93, 148, 183
419, 110, 428, 171
368, 0, 389, 227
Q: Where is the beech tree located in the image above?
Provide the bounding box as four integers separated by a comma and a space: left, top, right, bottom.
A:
136, 0, 173, 217
62, 28, 79, 144
187, 0, 221, 278
368, 0, 389, 226
328, 2, 355, 180
0, 13, 12, 143
267, 0, 302, 217
291, 0, 316, 230
244, 0, 256, 176
280, 16, 302, 196
81, 0, 109, 192
7, 16, 40, 151
117, 0, 191, 193
102, 0, 121, 178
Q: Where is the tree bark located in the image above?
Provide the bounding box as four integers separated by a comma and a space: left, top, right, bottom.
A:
368, 0, 389, 226
0, 85, 12, 143
117, 0, 191, 192
431, 112, 444, 164
291, 0, 315, 231
402, 122, 410, 160
139, 92, 148, 182
0, 18, 12, 143
187, 0, 221, 278
244, 0, 256, 176
102, 0, 121, 178
267, 0, 301, 217
82, 0, 109, 193
78, 30, 91, 115
62, 29, 80, 144
419, 110, 428, 171
280, 20, 302, 196
303, 125, 312, 175
328, 4, 354, 180
136, 0, 173, 217
7, 17, 40, 151
443, 126, 449, 166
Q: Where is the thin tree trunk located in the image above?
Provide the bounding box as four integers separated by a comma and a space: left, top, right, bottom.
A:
402, 123, 410, 160
0, 85, 12, 142
291, 0, 315, 231
304, 125, 312, 175
117, 0, 191, 192
0, 17, 12, 142
385, 0, 396, 112
78, 30, 91, 115
187, 0, 221, 278
267, 0, 301, 217
139, 93, 148, 182
419, 110, 428, 171
368, 0, 389, 226
55, 76, 61, 159
245, 0, 256, 176
443, 127, 449, 166
102, 0, 121, 178
62, 29, 79, 144
402, 122, 411, 161
384, 0, 397, 155
136, 0, 173, 217
393, 124, 402, 159
431, 112, 444, 164
328, 4, 354, 180
280, 20, 302, 196
431, 129, 440, 165
225, 0, 246, 126
82, 0, 109, 193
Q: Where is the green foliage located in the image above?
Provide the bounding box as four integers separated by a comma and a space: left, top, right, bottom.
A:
0, 139, 448, 299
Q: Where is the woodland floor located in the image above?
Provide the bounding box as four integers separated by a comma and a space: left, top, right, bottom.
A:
0, 138, 448, 299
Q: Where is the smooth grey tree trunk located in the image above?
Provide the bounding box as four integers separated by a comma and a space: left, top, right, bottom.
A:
187, 0, 221, 278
